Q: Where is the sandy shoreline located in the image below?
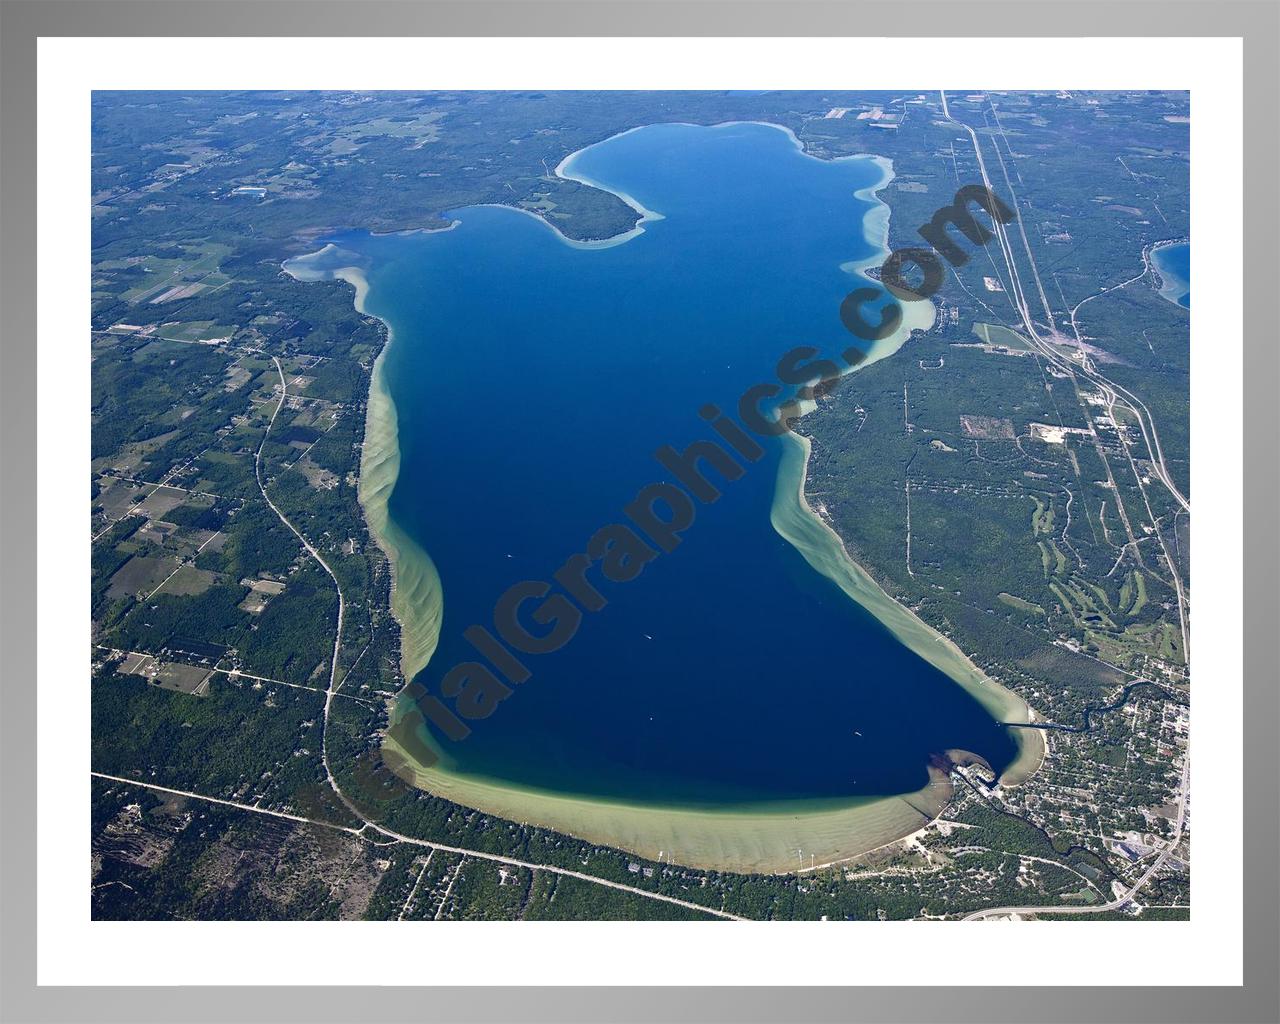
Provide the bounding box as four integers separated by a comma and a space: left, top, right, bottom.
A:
282, 246, 444, 684
1149, 238, 1191, 308
777, 430, 1045, 785
287, 122, 1043, 873
765, 137, 1044, 786
383, 728, 955, 874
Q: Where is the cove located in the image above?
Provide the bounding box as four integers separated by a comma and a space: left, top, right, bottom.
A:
1152, 241, 1190, 308
287, 122, 1041, 872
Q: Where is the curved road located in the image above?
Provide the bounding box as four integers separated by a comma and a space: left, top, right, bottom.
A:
962, 752, 1189, 920
256, 359, 349, 815
940, 93, 1192, 919
91, 771, 741, 921
252, 359, 743, 921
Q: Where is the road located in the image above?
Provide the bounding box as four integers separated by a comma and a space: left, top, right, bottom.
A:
91, 441, 217, 542
90, 771, 742, 920
941, 93, 1187, 503
398, 851, 434, 921
962, 750, 1189, 920
256, 358, 351, 810
940, 91, 1192, 918
246, 359, 744, 921
939, 90, 1190, 655
93, 643, 378, 708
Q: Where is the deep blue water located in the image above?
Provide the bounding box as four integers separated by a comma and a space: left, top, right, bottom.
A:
341, 122, 1017, 808
1152, 242, 1190, 309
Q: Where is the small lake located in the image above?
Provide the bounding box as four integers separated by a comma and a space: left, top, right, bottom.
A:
1152, 241, 1190, 309
336, 122, 1020, 811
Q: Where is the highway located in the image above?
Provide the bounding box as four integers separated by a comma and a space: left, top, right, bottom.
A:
939, 91, 1192, 919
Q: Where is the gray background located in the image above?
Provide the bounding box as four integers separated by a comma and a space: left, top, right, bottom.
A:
1, 1, 1276, 1022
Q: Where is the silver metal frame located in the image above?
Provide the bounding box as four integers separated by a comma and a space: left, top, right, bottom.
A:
1, 2, 1275, 1021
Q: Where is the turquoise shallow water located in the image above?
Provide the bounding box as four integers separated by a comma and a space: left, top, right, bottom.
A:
1152, 241, 1190, 308
335, 122, 1018, 808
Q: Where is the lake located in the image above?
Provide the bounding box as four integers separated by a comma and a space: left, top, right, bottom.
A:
293, 122, 1036, 868
1152, 241, 1190, 308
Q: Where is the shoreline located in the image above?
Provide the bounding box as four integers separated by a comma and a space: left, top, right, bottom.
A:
281, 246, 444, 685
777, 429, 1045, 785
383, 727, 957, 874
290, 121, 1044, 873
1149, 238, 1191, 309
772, 147, 1044, 785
